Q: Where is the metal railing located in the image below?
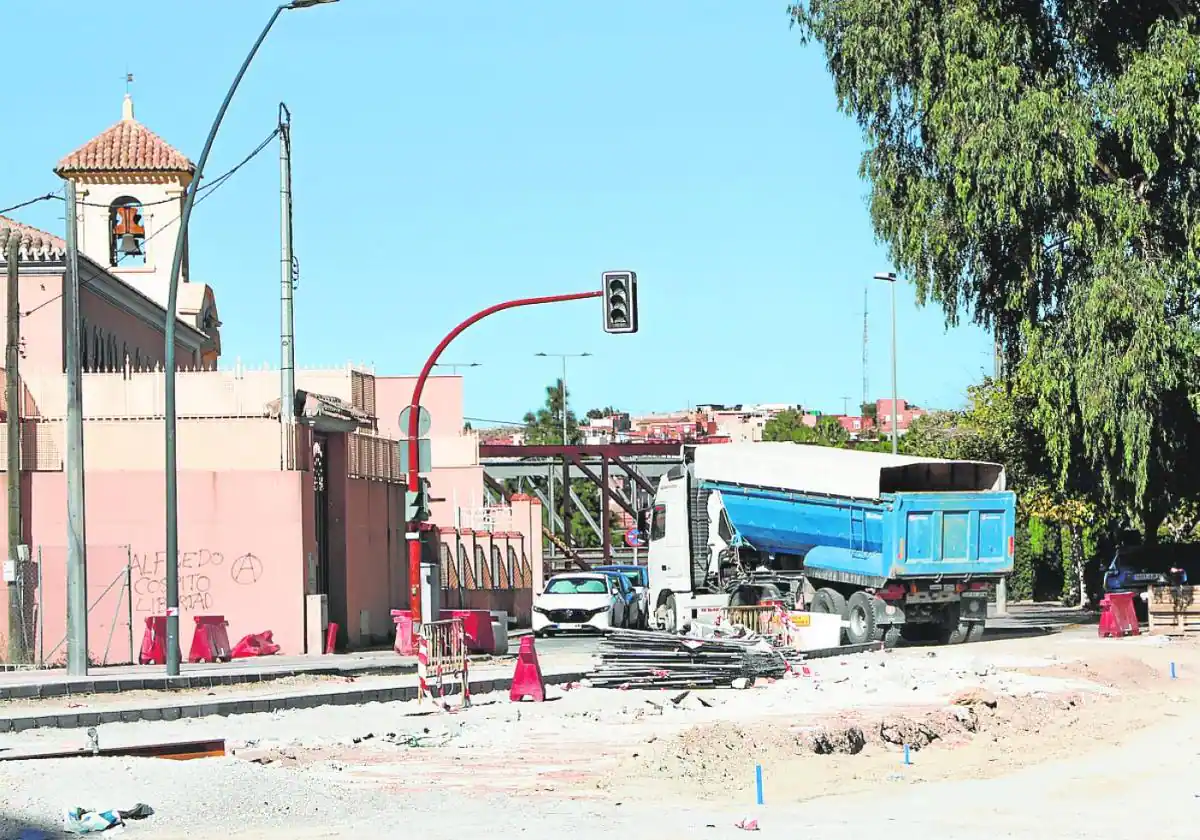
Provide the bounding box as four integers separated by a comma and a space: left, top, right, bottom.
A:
417, 618, 470, 710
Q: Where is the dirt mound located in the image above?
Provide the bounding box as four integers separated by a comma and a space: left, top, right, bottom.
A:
804, 725, 866, 755
1022, 655, 1160, 688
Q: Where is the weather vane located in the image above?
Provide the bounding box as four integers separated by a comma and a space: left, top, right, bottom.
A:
124, 71, 134, 94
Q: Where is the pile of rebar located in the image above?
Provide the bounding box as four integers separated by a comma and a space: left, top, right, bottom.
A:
588, 628, 799, 689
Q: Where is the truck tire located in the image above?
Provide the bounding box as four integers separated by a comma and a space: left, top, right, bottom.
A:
882, 625, 902, 649
966, 622, 985, 643
935, 604, 968, 645
811, 588, 847, 619
846, 591, 878, 646
937, 616, 969, 645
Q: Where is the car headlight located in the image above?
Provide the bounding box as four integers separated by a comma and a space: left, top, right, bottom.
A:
533, 606, 549, 615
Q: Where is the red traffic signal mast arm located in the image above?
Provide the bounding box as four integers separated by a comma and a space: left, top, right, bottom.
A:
405, 289, 603, 623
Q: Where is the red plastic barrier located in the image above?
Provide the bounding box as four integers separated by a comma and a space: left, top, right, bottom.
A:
1099, 592, 1141, 638
391, 609, 415, 656
509, 635, 545, 702
440, 609, 494, 654
325, 621, 339, 655
138, 616, 180, 666
188, 615, 233, 663
231, 630, 281, 658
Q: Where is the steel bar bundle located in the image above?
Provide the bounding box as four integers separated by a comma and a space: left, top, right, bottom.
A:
588, 629, 798, 689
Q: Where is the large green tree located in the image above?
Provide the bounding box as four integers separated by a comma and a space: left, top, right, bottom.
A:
522, 379, 581, 445
790, 1, 1200, 540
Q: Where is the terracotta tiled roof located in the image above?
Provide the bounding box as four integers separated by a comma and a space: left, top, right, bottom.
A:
0, 215, 66, 262
55, 119, 193, 175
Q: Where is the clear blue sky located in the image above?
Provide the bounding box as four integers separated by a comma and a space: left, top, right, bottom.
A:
6, 1, 991, 426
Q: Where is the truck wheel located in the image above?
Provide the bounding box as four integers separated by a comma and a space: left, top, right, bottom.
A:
938, 619, 969, 645
882, 625, 902, 649
811, 588, 847, 618
966, 622, 985, 643
846, 591, 878, 645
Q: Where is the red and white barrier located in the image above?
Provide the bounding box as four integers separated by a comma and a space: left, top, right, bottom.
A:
417, 618, 471, 711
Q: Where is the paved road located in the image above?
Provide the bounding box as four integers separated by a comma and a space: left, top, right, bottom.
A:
529, 602, 1095, 659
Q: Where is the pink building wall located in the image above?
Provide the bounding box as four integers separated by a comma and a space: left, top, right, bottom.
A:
0, 470, 308, 665
3, 271, 64, 376
374, 375, 464, 437
344, 478, 407, 645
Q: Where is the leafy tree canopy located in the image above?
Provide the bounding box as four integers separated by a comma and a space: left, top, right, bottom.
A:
762, 410, 852, 446
790, 1, 1200, 538
522, 379, 580, 445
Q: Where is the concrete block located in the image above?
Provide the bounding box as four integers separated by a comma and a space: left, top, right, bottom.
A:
54, 714, 80, 729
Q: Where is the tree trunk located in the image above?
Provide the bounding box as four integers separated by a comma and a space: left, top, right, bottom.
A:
1069, 525, 1086, 608
1142, 507, 1165, 545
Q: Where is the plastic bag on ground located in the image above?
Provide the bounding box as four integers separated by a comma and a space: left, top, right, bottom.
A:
231, 630, 281, 658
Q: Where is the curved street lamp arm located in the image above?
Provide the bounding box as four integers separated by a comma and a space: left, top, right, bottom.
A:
160, 3, 288, 676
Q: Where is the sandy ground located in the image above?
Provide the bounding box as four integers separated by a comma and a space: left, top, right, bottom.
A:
2, 628, 1196, 839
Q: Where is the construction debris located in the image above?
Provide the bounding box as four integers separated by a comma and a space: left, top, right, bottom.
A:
588, 628, 803, 689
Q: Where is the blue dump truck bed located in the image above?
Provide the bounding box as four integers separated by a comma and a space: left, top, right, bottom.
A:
690, 443, 1016, 583
709, 481, 1016, 581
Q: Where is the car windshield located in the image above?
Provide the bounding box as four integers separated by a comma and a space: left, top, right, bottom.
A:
545, 577, 608, 595
620, 571, 642, 587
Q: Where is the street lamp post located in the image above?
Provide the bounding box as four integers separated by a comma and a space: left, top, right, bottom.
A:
432, 362, 482, 375
160, 0, 338, 677
534, 352, 592, 444
873, 272, 899, 455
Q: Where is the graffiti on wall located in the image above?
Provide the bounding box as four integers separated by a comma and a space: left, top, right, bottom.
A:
131, 549, 263, 613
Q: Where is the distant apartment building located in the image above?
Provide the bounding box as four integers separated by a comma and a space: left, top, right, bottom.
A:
579, 412, 632, 444
698, 403, 802, 443
822, 398, 926, 440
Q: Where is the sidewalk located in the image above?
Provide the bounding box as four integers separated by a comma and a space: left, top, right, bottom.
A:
0, 652, 594, 736
0, 627, 537, 701
0, 649, 428, 701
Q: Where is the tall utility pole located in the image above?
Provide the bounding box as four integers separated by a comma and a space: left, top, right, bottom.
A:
64, 181, 89, 675
861, 287, 869, 411
4, 227, 23, 663
279, 103, 296, 470
873, 272, 899, 454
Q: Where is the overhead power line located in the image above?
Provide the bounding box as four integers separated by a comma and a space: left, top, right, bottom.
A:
0, 193, 58, 217
13, 126, 282, 318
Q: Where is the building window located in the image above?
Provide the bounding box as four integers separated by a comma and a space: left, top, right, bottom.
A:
110, 196, 146, 267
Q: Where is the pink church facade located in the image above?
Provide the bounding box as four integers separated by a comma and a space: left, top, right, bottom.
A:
0, 98, 541, 665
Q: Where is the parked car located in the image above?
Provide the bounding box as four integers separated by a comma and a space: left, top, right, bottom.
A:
532, 573, 630, 636
595, 565, 649, 629
1103, 543, 1200, 620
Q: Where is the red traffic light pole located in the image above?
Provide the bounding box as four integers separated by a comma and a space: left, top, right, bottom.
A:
405, 289, 603, 624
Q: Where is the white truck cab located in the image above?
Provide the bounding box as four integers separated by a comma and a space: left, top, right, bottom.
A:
646, 468, 733, 631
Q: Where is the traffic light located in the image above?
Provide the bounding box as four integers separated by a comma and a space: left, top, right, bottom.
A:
602, 270, 638, 334
405, 479, 432, 523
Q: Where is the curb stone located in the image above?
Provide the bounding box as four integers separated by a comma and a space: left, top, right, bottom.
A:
0, 670, 588, 735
